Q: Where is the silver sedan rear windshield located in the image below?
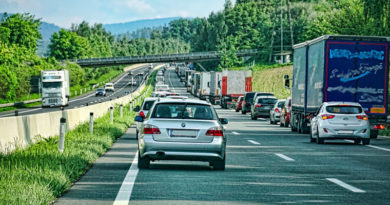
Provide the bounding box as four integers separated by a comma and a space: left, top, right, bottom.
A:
257, 98, 277, 104
326, 105, 362, 114
151, 103, 215, 120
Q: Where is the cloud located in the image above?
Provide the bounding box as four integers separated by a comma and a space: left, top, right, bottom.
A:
5, 0, 28, 4
118, 0, 155, 13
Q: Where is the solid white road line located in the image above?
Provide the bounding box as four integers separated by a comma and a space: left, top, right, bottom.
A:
232, 131, 240, 135
274, 153, 295, 161
248, 140, 261, 145
326, 178, 365, 193
113, 152, 139, 205
367, 145, 390, 152
344, 140, 390, 152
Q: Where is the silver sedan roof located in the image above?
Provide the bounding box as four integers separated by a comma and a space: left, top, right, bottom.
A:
157, 98, 211, 105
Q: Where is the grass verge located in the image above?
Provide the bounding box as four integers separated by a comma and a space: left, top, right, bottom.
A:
252, 64, 292, 99
0, 70, 156, 204
69, 69, 123, 98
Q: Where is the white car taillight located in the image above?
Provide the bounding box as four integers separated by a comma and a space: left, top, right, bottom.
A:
356, 115, 368, 120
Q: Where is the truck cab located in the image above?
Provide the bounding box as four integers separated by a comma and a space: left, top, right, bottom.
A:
41, 70, 70, 107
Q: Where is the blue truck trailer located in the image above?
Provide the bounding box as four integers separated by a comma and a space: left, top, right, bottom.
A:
287, 35, 390, 138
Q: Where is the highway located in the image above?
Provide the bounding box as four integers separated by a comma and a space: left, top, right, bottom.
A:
0, 65, 150, 118
54, 67, 390, 205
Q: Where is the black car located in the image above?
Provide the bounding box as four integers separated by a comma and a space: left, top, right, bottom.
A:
221, 95, 232, 109
241, 92, 256, 114
95, 88, 106, 96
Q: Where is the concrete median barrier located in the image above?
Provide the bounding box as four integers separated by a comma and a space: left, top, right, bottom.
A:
0, 80, 149, 154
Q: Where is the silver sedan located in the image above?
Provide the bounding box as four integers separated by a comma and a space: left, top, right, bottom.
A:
310, 102, 370, 145
135, 98, 228, 170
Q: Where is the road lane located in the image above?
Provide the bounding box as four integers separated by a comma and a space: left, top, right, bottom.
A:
0, 65, 149, 118
55, 67, 390, 204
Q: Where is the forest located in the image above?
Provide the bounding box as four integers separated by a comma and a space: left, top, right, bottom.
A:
0, 0, 388, 103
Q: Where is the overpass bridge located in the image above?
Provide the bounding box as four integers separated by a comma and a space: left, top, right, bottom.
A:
71, 49, 258, 67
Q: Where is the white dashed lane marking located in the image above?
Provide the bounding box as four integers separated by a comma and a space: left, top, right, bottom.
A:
248, 140, 261, 145
326, 178, 365, 193
274, 153, 295, 161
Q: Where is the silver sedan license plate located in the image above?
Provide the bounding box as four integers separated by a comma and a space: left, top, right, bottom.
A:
170, 129, 197, 138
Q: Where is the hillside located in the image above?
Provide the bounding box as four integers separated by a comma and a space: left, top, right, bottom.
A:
37, 21, 61, 56
103, 17, 181, 35
252, 65, 292, 99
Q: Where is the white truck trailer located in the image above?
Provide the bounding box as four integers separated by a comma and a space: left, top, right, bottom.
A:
199, 72, 211, 100
210, 71, 222, 105
41, 70, 70, 107
185, 70, 194, 92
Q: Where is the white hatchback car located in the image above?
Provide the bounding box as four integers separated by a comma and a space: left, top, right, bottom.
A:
310, 102, 370, 145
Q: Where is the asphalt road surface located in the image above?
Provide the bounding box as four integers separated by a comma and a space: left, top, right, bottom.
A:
55, 67, 390, 205
0, 65, 150, 118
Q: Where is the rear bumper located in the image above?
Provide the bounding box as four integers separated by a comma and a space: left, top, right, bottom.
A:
139, 135, 226, 161
318, 124, 370, 139
254, 110, 271, 117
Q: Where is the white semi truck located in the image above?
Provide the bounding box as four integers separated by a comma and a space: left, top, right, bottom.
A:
199, 72, 211, 100
41, 70, 70, 107
209, 71, 222, 105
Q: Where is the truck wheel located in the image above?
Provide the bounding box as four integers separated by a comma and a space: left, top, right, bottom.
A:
370, 130, 378, 139
291, 124, 297, 132
362, 138, 370, 145
354, 139, 361, 145
297, 117, 302, 133
138, 154, 150, 169
251, 114, 256, 120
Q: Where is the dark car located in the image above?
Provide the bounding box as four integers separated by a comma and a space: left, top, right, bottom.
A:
221, 95, 232, 109
250, 96, 277, 120
235, 96, 244, 112
241, 92, 256, 114
95, 88, 106, 96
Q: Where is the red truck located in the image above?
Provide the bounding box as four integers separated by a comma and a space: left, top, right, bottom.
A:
221, 70, 252, 109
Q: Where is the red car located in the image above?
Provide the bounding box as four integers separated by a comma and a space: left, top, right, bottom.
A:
235, 96, 244, 112
280, 97, 291, 127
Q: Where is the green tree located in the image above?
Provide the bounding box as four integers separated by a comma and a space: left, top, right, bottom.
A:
49, 29, 90, 59
0, 13, 42, 52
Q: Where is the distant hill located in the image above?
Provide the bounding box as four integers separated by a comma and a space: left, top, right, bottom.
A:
37, 22, 61, 56
1, 14, 183, 56
103, 17, 181, 35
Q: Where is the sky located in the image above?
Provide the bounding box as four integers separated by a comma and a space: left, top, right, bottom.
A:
0, 0, 233, 28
